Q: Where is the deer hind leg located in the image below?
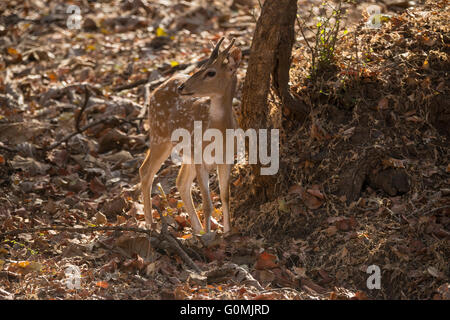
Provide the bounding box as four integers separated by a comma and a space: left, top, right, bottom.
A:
195, 164, 214, 233
139, 141, 172, 228
217, 164, 232, 234
176, 164, 203, 234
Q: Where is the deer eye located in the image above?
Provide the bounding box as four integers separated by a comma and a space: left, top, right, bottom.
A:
206, 70, 216, 78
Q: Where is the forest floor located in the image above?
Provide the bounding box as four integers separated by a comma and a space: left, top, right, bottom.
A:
0, 0, 448, 300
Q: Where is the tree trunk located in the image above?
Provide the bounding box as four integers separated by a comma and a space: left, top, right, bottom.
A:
240, 0, 306, 201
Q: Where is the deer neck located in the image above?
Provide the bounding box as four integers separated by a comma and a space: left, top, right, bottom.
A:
208, 76, 236, 131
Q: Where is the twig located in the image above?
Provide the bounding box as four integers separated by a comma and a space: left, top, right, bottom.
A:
44, 111, 144, 152
112, 78, 149, 92
22, 83, 106, 153
0, 142, 15, 152
154, 184, 202, 273
74, 85, 91, 133
0, 225, 154, 240
112, 49, 250, 92
153, 204, 202, 273
39, 83, 102, 107
422, 205, 450, 216
257, 0, 263, 10
406, 198, 436, 216
296, 15, 315, 69
260, 287, 303, 295
0, 221, 202, 273
44, 117, 120, 151
137, 84, 151, 123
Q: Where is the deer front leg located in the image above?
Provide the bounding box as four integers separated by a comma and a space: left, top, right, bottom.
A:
139, 142, 172, 228
176, 164, 203, 234
217, 164, 232, 234
195, 164, 214, 233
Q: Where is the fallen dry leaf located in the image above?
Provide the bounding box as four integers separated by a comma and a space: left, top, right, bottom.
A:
95, 281, 109, 289
255, 251, 278, 270
377, 97, 389, 110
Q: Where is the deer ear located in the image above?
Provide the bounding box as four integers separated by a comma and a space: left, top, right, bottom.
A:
226, 47, 242, 72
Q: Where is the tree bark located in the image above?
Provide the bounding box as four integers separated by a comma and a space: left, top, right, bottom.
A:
271, 1, 308, 119
241, 0, 306, 201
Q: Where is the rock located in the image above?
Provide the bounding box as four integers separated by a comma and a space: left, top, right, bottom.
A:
68, 134, 96, 154
199, 231, 219, 247
147, 36, 171, 50
83, 17, 98, 31
103, 150, 133, 163
187, 272, 207, 286
368, 168, 410, 196
53, 174, 87, 193
384, 0, 413, 9
10, 155, 50, 176
0, 123, 47, 145
254, 269, 276, 284
97, 129, 131, 153
95, 212, 107, 225
101, 197, 129, 217
160, 288, 175, 300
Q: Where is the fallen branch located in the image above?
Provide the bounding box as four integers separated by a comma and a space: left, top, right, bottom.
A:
0, 225, 154, 239
0, 209, 201, 274
74, 85, 91, 133
44, 115, 145, 152
39, 83, 102, 107
112, 48, 250, 92
0, 141, 15, 152
154, 184, 202, 273
112, 78, 149, 92
422, 205, 450, 216
44, 117, 120, 151
205, 263, 263, 290
0, 222, 201, 268
158, 214, 203, 273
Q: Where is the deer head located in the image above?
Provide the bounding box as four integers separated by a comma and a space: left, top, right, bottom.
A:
178, 37, 242, 98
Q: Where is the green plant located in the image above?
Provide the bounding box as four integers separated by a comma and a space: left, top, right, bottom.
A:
297, 1, 346, 78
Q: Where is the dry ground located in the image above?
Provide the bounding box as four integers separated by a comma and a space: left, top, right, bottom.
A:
0, 0, 448, 300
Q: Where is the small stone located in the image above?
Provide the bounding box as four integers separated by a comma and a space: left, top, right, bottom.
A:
187, 272, 207, 286
95, 212, 107, 225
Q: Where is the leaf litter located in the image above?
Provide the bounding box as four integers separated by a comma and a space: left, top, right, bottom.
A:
0, 0, 448, 300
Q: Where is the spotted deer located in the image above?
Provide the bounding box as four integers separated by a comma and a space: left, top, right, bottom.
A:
140, 38, 242, 235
